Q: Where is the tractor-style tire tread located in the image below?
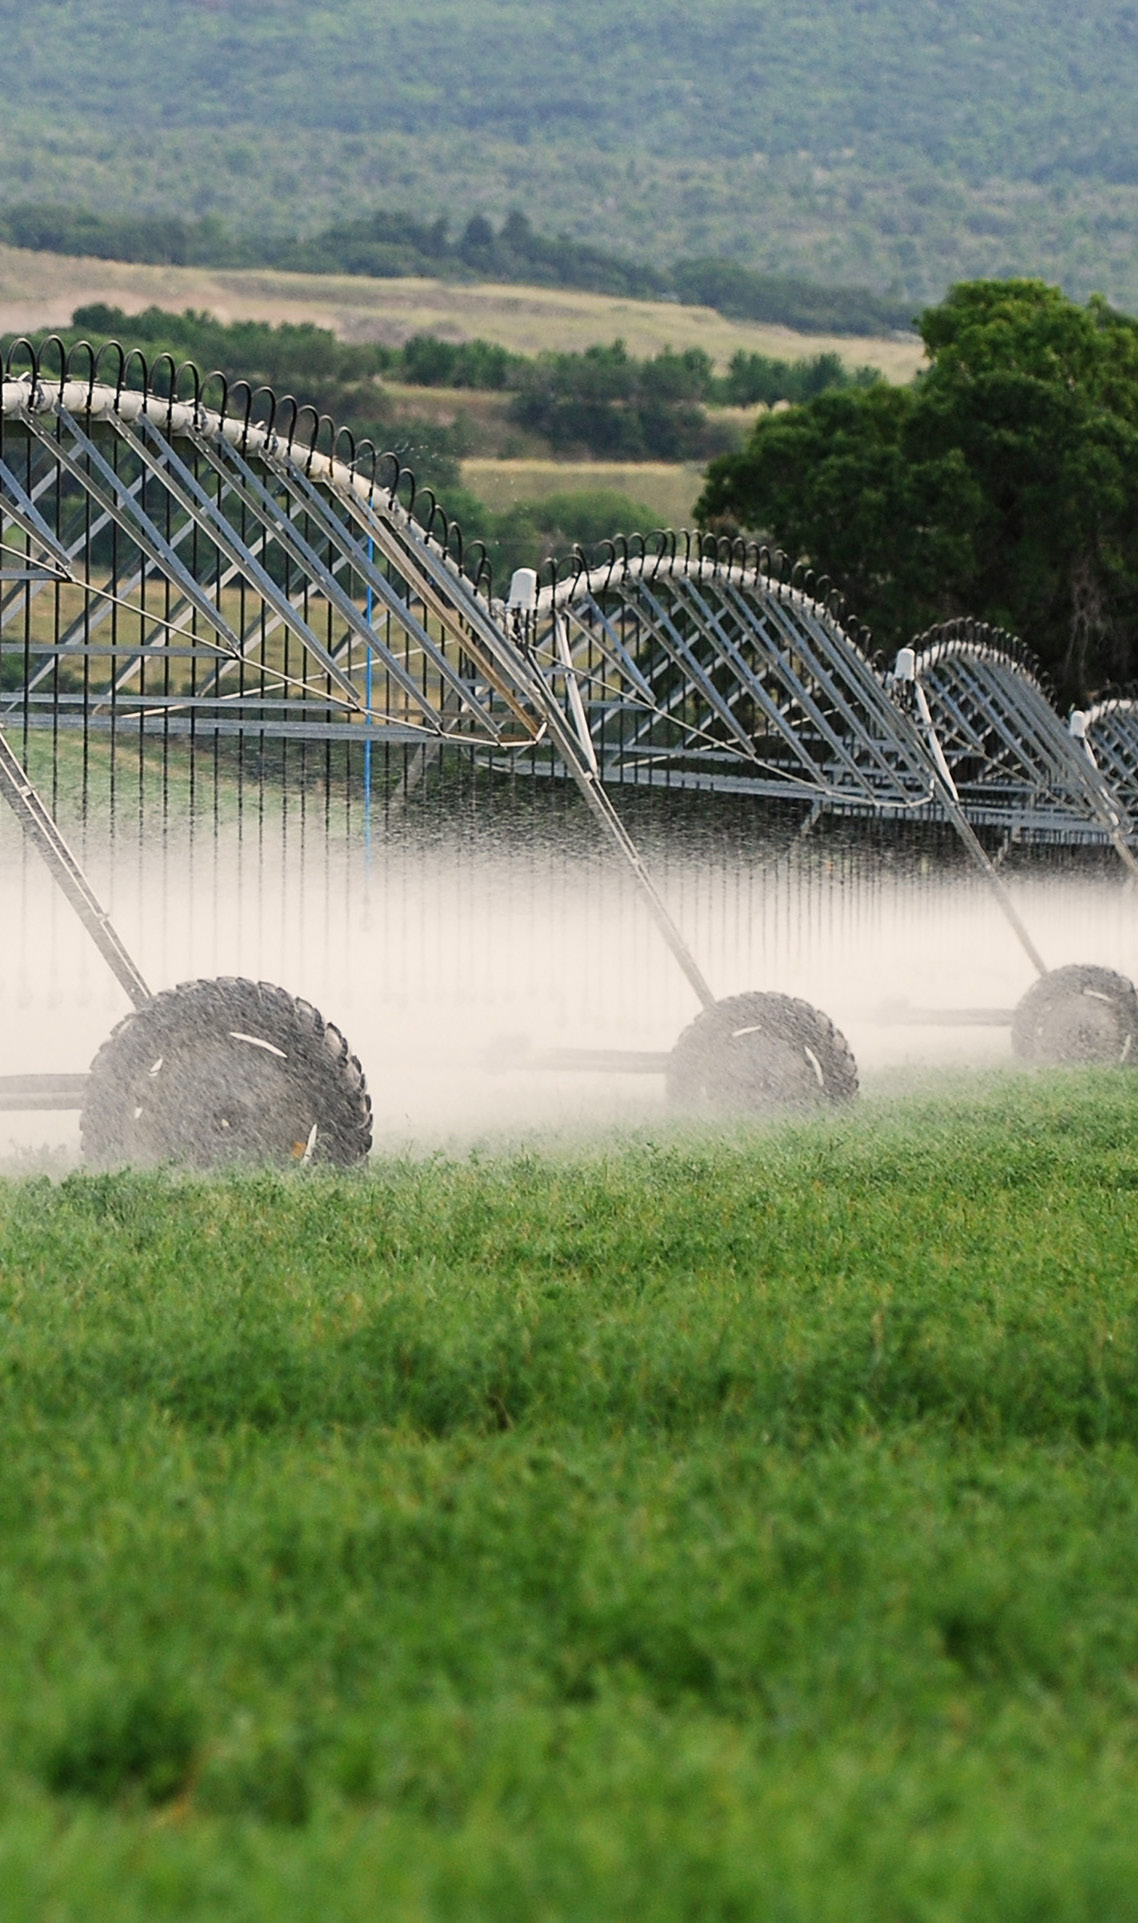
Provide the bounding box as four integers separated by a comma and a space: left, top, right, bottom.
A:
80, 976, 372, 1168
1011, 963, 1138, 1066
666, 990, 859, 1113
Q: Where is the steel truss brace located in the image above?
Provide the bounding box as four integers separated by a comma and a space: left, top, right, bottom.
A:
665, 575, 888, 796
618, 578, 763, 763
335, 476, 545, 743
740, 593, 901, 797
0, 458, 183, 687
110, 410, 363, 709
557, 603, 758, 781
15, 481, 246, 711
929, 663, 1075, 800
240, 434, 714, 1003
720, 580, 931, 803
919, 648, 1138, 875
215, 436, 504, 741
0, 454, 76, 576
17, 404, 246, 662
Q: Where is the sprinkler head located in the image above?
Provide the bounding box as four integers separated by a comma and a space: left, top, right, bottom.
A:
507, 568, 538, 612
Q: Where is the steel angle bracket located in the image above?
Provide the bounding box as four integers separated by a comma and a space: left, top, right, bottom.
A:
0, 454, 75, 577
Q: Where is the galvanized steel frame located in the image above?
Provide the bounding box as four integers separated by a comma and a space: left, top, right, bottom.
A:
2, 343, 1137, 1019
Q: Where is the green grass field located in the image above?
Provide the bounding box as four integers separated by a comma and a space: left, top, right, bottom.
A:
5, 1070, 1138, 1919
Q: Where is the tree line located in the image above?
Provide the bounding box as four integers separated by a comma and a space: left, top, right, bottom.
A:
11, 305, 873, 472
0, 203, 914, 339
397, 332, 877, 410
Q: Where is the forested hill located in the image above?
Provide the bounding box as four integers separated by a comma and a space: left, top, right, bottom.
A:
2, 0, 1137, 309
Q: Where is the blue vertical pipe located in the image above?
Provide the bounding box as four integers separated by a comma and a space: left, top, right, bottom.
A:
364, 535, 373, 861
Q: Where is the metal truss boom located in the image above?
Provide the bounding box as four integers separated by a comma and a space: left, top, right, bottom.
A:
3, 351, 1137, 1021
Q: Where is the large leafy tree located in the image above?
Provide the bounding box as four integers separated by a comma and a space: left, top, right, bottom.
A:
697, 280, 1138, 699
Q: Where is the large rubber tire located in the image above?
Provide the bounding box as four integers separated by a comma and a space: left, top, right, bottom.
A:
666, 991, 859, 1114
80, 977, 372, 1168
1011, 964, 1138, 1066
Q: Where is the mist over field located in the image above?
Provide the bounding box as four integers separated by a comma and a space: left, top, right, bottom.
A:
3, 794, 1134, 1159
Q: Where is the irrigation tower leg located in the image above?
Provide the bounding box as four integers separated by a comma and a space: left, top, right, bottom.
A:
530, 684, 717, 1011
896, 657, 1048, 979
1069, 711, 1138, 885
0, 728, 151, 1009
492, 575, 717, 1010
934, 786, 1049, 979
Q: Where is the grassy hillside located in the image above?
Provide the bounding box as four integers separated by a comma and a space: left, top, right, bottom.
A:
1, 1, 1138, 306
0, 205, 916, 339
5, 1074, 1138, 1916
0, 248, 926, 376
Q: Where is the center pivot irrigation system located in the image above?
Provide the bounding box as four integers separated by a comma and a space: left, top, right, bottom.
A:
4, 339, 1138, 1164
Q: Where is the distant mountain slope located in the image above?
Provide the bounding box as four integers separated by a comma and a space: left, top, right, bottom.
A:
2, 0, 1137, 306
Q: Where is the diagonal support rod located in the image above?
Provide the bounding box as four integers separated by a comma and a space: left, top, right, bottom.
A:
896, 651, 1048, 977
0, 728, 150, 1008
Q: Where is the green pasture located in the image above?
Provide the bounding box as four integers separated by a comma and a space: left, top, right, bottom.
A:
4, 1071, 1138, 1918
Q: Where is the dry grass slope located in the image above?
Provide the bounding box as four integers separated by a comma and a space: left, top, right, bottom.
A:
0, 245, 926, 379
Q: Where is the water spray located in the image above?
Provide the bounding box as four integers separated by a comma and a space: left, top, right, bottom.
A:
2, 343, 1138, 1163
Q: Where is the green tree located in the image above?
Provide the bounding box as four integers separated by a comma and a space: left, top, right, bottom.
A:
510, 341, 728, 461
698, 280, 1138, 697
